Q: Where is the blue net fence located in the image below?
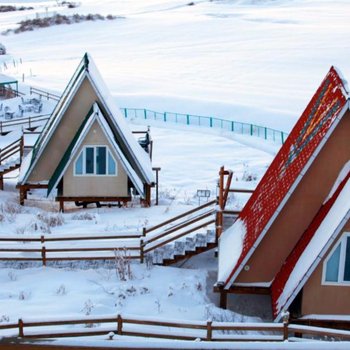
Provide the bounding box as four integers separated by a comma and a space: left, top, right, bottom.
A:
122, 108, 289, 144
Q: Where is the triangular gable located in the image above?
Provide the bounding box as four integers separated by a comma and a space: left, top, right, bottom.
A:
47, 103, 145, 197
218, 67, 349, 287
271, 167, 350, 321
20, 53, 154, 186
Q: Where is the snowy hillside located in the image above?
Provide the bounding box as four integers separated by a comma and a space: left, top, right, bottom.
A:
0, 0, 349, 131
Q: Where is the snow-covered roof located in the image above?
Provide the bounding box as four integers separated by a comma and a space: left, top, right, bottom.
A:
20, 53, 154, 186
0, 73, 17, 84
47, 103, 145, 197
271, 167, 350, 321
218, 66, 349, 288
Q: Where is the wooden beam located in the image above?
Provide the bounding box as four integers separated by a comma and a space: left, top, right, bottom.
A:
213, 285, 271, 295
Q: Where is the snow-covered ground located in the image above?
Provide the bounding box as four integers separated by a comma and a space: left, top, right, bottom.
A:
0, 0, 349, 347
0, 119, 273, 333
0, 0, 349, 131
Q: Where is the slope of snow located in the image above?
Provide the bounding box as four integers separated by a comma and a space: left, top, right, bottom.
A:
0, 1, 349, 131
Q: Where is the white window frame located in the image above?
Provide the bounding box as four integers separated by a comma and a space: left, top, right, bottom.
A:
74, 145, 117, 176
322, 232, 350, 286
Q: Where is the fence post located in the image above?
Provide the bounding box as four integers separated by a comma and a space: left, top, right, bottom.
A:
210, 117, 213, 128
40, 235, 45, 244
144, 109, 147, 120
140, 239, 144, 263
164, 112, 167, 122
142, 227, 146, 237
0, 121, 2, 134
28, 117, 31, 129
231, 121, 234, 132
281, 132, 285, 144
186, 114, 190, 125
41, 246, 46, 266
18, 318, 24, 337
264, 127, 267, 140
250, 124, 253, 136
117, 314, 123, 335
206, 320, 212, 341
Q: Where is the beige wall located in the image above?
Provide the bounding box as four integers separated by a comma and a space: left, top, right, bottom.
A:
28, 77, 98, 183
63, 120, 129, 197
235, 110, 350, 283
302, 221, 350, 315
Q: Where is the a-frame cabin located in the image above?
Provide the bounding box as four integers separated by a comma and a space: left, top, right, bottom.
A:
18, 54, 154, 210
216, 67, 350, 326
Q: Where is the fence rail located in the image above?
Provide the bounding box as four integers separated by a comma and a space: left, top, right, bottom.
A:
0, 232, 143, 265
1, 314, 350, 342
29, 87, 60, 102
123, 108, 289, 144
0, 114, 50, 134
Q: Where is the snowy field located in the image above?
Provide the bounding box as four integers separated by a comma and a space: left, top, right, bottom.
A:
0, 0, 349, 347
0, 0, 349, 131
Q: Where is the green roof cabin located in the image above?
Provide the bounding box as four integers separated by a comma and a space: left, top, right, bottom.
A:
18, 54, 155, 211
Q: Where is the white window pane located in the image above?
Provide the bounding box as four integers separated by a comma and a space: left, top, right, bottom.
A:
75, 151, 83, 175
96, 146, 106, 175
108, 151, 116, 175
325, 243, 341, 282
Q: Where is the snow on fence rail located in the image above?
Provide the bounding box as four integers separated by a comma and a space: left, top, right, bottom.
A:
123, 108, 289, 145
0, 233, 143, 265
1, 314, 350, 342
0, 114, 50, 134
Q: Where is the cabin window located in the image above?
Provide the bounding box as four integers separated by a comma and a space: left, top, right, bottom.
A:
74, 146, 117, 176
323, 233, 350, 284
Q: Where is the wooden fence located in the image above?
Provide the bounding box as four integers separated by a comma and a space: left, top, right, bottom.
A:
0, 114, 50, 134
0, 233, 142, 265
1, 314, 350, 342
29, 87, 61, 102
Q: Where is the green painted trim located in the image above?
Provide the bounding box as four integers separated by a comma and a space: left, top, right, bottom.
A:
47, 106, 94, 196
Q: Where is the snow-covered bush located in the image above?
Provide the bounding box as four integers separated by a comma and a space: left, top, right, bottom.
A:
56, 284, 67, 296
71, 212, 95, 221
0, 201, 22, 223
114, 249, 133, 281
35, 212, 64, 233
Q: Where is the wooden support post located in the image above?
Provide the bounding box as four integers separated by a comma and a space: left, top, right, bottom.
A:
219, 290, 227, 309
40, 235, 45, 244
145, 184, 151, 207
41, 246, 46, 266
206, 320, 213, 341
18, 318, 24, 338
142, 227, 146, 237
59, 199, 64, 213
0, 175, 3, 191
152, 167, 161, 206
216, 166, 224, 241
19, 186, 25, 205
140, 239, 144, 264
117, 314, 123, 335
283, 311, 290, 341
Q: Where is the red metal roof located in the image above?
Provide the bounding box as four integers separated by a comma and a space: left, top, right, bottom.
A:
271, 171, 350, 319
224, 67, 348, 287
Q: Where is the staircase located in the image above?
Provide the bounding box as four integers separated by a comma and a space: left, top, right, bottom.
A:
0, 137, 23, 190
142, 199, 217, 265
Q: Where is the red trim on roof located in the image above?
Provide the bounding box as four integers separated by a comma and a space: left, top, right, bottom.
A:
224, 67, 348, 287
271, 171, 350, 318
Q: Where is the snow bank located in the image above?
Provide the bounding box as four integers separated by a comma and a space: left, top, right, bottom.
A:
217, 219, 246, 283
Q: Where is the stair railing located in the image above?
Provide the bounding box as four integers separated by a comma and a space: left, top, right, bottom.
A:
142, 199, 217, 255
0, 136, 23, 165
